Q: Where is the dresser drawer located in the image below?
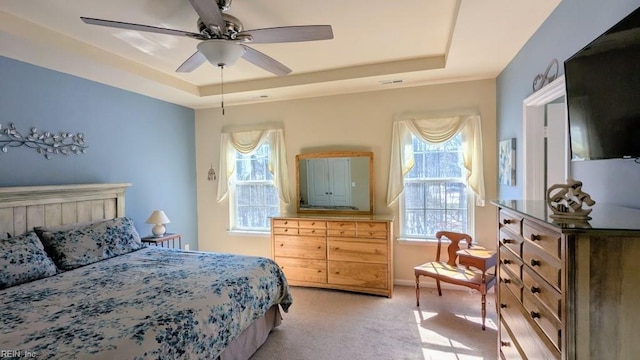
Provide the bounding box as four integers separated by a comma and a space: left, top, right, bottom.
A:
500, 228, 523, 257
523, 220, 562, 260
272, 219, 299, 228
523, 241, 562, 291
523, 265, 562, 322
327, 229, 357, 237
299, 219, 326, 229
500, 246, 523, 280
275, 257, 326, 284
273, 235, 326, 259
499, 209, 523, 235
499, 283, 561, 360
327, 221, 356, 230
273, 227, 299, 235
357, 230, 387, 239
357, 221, 387, 231
328, 261, 387, 289
500, 262, 523, 303
299, 228, 326, 236
523, 291, 562, 351
327, 239, 387, 263
499, 319, 525, 360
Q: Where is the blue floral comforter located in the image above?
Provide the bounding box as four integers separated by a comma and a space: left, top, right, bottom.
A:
0, 247, 292, 359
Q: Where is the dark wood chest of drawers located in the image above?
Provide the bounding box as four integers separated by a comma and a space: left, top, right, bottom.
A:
493, 200, 640, 360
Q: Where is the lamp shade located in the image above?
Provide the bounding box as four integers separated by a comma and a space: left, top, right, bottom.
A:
146, 210, 171, 237
146, 210, 171, 225
197, 40, 246, 66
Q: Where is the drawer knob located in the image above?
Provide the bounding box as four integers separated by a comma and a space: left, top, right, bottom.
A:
503, 219, 513, 225
503, 239, 514, 244
531, 234, 542, 241
284, 221, 288, 225
500, 341, 511, 347
317, 270, 322, 273
530, 286, 541, 294
317, 246, 322, 250
284, 229, 289, 232
501, 278, 511, 284
311, 230, 316, 233
500, 303, 507, 309
502, 259, 511, 265
280, 243, 284, 247
530, 259, 541, 267
530, 311, 540, 319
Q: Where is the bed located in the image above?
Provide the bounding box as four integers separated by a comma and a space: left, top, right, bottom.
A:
0, 183, 292, 360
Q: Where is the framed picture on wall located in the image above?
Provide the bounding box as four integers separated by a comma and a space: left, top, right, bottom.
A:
499, 138, 516, 186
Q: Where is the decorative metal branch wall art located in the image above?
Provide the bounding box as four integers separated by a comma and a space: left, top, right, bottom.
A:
0, 123, 88, 159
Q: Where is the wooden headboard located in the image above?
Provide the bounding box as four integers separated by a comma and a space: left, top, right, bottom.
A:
0, 183, 131, 237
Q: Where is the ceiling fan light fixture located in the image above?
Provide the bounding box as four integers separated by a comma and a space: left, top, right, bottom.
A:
197, 40, 245, 66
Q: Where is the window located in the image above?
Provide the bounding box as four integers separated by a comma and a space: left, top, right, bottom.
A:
230, 142, 279, 232
401, 134, 473, 239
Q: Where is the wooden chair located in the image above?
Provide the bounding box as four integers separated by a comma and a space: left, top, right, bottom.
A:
414, 231, 497, 330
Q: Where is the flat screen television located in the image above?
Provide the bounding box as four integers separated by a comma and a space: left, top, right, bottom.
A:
564, 6, 640, 161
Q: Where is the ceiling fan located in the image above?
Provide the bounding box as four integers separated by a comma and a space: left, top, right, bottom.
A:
80, 0, 333, 76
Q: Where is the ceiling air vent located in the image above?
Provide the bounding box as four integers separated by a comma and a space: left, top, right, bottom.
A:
379, 79, 404, 85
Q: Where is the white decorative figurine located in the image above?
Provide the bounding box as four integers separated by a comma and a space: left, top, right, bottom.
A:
546, 179, 596, 220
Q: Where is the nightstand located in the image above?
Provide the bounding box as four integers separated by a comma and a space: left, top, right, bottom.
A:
141, 233, 182, 249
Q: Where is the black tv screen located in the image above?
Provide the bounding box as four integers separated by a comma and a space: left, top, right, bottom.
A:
564, 6, 640, 161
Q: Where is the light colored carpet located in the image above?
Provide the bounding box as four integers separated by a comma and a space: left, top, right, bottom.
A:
251, 285, 497, 360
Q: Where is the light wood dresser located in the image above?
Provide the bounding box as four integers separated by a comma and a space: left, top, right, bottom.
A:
271, 214, 394, 297
492, 200, 640, 360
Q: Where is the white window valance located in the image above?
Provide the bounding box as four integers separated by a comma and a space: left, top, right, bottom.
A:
386, 114, 486, 207
216, 128, 291, 204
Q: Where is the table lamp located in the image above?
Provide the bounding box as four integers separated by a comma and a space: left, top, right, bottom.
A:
146, 210, 171, 237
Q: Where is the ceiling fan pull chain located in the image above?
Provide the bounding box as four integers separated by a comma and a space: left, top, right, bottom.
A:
219, 64, 225, 116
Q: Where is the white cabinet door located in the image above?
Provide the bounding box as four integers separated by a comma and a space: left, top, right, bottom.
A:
307, 158, 331, 206
328, 158, 351, 206
307, 158, 352, 207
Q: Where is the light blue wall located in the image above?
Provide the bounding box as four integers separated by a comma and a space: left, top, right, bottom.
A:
0, 56, 199, 248
497, 0, 640, 208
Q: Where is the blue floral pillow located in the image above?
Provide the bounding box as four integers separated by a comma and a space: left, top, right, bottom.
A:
38, 217, 143, 270
0, 232, 59, 289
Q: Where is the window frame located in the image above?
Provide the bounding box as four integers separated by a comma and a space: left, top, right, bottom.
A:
398, 135, 475, 241
228, 141, 280, 233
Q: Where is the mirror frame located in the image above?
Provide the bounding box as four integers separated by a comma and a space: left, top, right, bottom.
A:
296, 151, 374, 215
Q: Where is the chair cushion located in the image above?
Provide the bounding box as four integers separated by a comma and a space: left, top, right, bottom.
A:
414, 261, 494, 286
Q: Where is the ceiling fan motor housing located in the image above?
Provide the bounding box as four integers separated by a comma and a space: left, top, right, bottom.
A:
198, 14, 243, 39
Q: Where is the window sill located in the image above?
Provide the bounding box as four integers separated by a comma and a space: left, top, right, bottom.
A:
226, 229, 270, 238
396, 237, 440, 246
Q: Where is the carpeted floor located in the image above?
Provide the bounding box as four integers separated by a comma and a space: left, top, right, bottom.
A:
251, 285, 497, 360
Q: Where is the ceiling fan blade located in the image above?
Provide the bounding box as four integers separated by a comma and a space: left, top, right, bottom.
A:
81, 17, 206, 39
240, 25, 333, 43
240, 45, 291, 76
176, 51, 207, 72
188, 0, 226, 32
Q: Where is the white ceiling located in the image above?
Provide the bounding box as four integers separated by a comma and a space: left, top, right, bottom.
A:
0, 0, 560, 109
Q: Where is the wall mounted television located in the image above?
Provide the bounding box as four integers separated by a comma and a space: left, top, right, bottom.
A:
564, 5, 640, 161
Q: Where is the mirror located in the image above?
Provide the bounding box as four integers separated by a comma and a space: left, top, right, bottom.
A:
296, 151, 374, 215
